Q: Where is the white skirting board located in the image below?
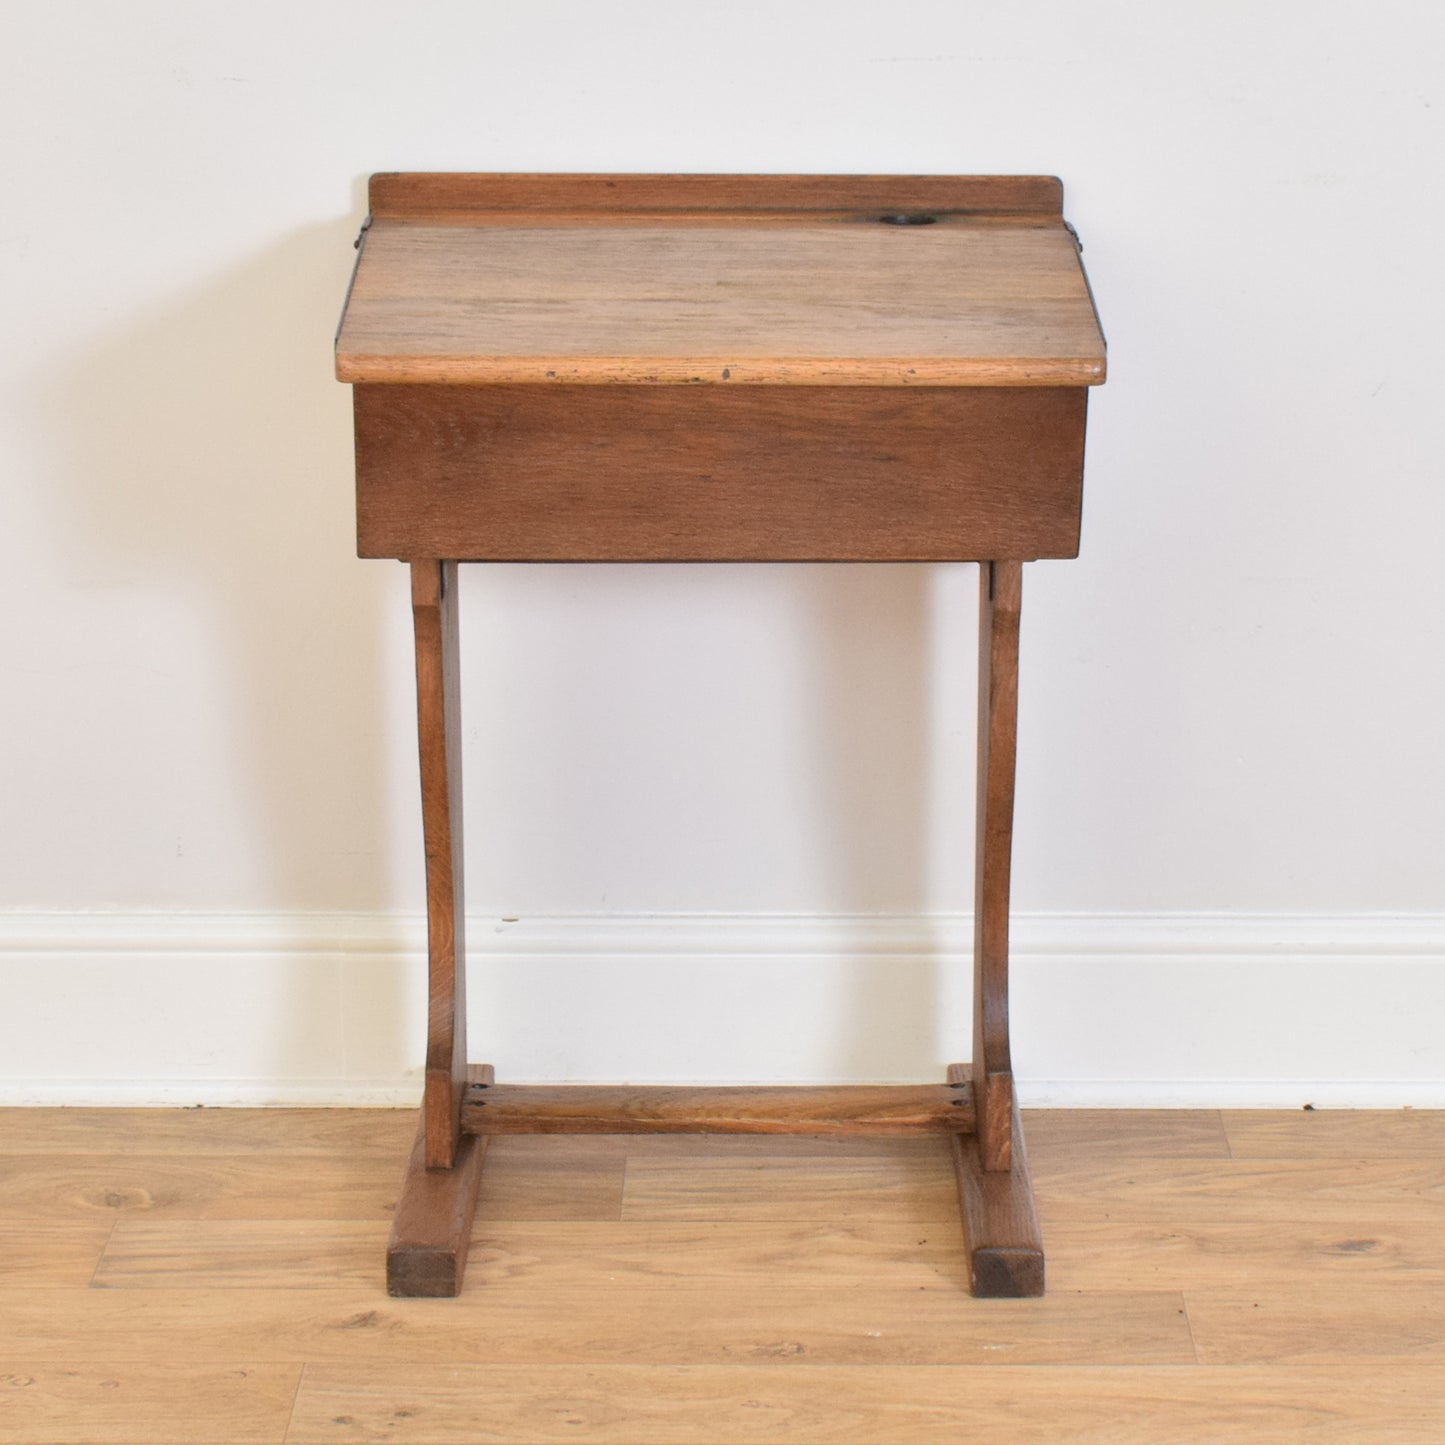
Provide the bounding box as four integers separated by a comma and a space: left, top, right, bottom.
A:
2, 911, 1444, 1108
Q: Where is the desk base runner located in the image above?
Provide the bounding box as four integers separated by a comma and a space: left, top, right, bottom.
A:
461, 1071, 976, 1136
386, 1061, 1042, 1298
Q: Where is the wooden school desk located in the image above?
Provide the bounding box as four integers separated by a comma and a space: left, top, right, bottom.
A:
334, 173, 1107, 1298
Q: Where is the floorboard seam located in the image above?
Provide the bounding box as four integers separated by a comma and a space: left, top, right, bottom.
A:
1180, 1289, 1204, 1365
283, 1359, 308, 1444
86, 1214, 121, 1290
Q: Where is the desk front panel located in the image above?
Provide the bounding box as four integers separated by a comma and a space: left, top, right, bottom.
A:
354, 384, 1087, 563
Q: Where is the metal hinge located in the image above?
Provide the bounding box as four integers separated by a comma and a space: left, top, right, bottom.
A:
354, 215, 373, 250
1062, 220, 1083, 254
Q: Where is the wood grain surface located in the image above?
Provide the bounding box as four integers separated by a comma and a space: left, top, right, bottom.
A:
366, 172, 1067, 218
285, 1363, 1445, 1445
0, 1362, 300, 1444
972, 565, 1022, 1170
338, 175, 1104, 388
386, 1108, 487, 1298
461, 1080, 974, 1135
1221, 1108, 1445, 1157
353, 384, 1087, 561
410, 561, 468, 1170
950, 1082, 1043, 1297
619, 1153, 961, 1223
7, 1107, 1445, 1444
0, 1221, 118, 1287
0, 1284, 1192, 1367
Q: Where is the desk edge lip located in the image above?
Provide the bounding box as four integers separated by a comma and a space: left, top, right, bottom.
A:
333, 355, 1107, 387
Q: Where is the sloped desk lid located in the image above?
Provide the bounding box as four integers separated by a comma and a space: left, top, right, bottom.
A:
335, 173, 1106, 389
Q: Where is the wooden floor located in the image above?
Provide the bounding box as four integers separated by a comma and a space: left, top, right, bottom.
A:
3, 1108, 1445, 1443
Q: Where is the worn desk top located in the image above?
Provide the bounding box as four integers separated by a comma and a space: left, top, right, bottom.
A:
335, 173, 1106, 389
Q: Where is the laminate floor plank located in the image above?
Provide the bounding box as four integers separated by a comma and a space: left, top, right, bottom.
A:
475, 1139, 627, 1221
0, 1143, 623, 1224
1222, 1108, 1445, 1158
0, 1363, 299, 1445
1187, 1282, 1445, 1364
621, 1153, 958, 1222
621, 1138, 1366, 1232
97, 1219, 973, 1290
469, 1220, 974, 1289
95, 1221, 389, 1290
4, 1107, 1443, 1445
0, 1154, 401, 1222
1045, 1218, 1445, 1291
286, 1363, 1445, 1445
1024, 1109, 1231, 1159
0, 1221, 115, 1287
0, 1107, 413, 1156
1031, 1155, 1445, 1224
0, 1285, 1192, 1367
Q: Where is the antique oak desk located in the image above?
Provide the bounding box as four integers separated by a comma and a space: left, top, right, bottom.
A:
335, 173, 1106, 1298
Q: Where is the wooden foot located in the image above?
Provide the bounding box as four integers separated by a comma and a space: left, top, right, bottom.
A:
948, 1065, 1043, 1298
386, 1113, 487, 1298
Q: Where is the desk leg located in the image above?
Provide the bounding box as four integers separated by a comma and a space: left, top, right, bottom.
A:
952, 559, 1044, 1296
411, 559, 469, 1168
387, 559, 480, 1297
974, 559, 1019, 1171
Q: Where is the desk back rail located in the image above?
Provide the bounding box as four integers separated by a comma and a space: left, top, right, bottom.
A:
366, 172, 1066, 219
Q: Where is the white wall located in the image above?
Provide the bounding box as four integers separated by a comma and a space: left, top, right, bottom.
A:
3, 1, 1443, 1103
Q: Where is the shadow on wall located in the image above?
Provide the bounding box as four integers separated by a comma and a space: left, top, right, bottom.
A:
27, 209, 406, 1088
25, 200, 973, 1086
